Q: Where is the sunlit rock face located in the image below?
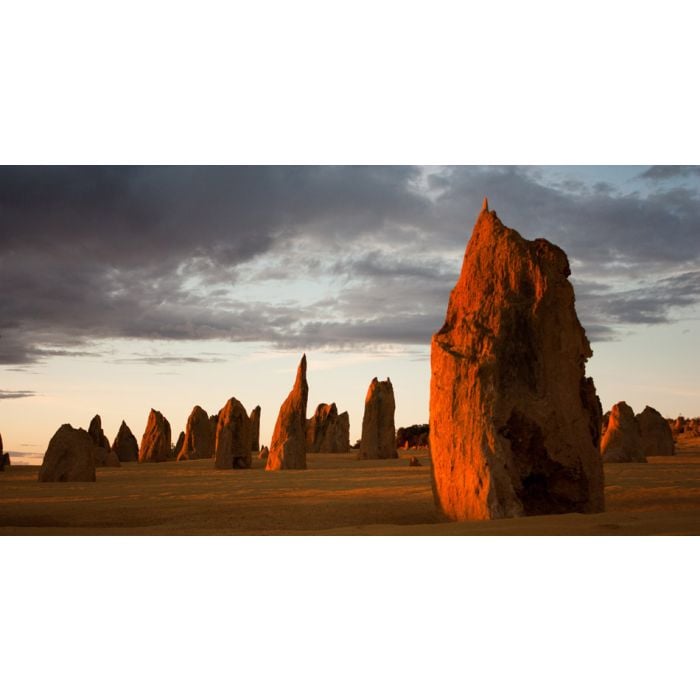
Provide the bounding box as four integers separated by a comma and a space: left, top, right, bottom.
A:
358, 378, 398, 460
266, 355, 308, 471
138, 409, 172, 463
112, 420, 139, 462
250, 406, 261, 453
430, 199, 604, 521
306, 403, 350, 453
601, 401, 647, 463
214, 398, 252, 469
178, 405, 215, 461
38, 424, 97, 482
636, 405, 674, 457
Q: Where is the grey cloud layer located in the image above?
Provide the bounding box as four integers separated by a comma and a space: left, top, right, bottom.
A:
1, 166, 699, 365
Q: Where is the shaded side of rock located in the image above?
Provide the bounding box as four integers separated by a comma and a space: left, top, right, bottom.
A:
138, 409, 172, 463
266, 355, 308, 471
637, 405, 674, 456
214, 398, 252, 469
172, 431, 185, 460
430, 201, 604, 520
112, 421, 139, 462
358, 378, 398, 460
38, 424, 97, 482
601, 401, 647, 463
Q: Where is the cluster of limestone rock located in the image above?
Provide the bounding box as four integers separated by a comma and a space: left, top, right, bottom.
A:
1, 433, 11, 470
601, 402, 674, 462
670, 416, 700, 437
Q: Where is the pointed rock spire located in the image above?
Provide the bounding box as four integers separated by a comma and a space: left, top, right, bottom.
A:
266, 354, 309, 470
481, 196, 489, 213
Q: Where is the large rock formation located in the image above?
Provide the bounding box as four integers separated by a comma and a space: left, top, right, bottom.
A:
306, 403, 350, 453
112, 420, 139, 462
88, 414, 121, 467
177, 405, 215, 460
637, 405, 674, 456
214, 398, 252, 469
266, 355, 308, 471
250, 406, 261, 452
601, 402, 647, 463
430, 199, 604, 520
38, 424, 97, 482
358, 378, 398, 460
138, 409, 172, 463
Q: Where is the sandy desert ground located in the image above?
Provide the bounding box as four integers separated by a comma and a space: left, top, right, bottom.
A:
1, 436, 700, 535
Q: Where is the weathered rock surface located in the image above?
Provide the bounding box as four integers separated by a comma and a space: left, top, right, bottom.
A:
430, 199, 604, 520
266, 355, 308, 471
214, 398, 252, 469
358, 378, 398, 460
138, 409, 172, 463
637, 405, 675, 456
306, 403, 350, 453
601, 401, 647, 463
177, 405, 215, 460
250, 406, 261, 452
112, 421, 139, 462
88, 414, 121, 467
38, 424, 97, 482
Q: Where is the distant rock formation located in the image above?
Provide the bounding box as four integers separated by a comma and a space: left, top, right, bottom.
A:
214, 398, 252, 469
177, 405, 215, 460
250, 406, 261, 452
88, 414, 121, 467
172, 431, 185, 460
601, 401, 647, 463
0, 432, 9, 470
306, 403, 350, 453
258, 446, 269, 460
430, 199, 604, 520
396, 424, 429, 449
138, 409, 172, 463
112, 421, 139, 462
408, 456, 422, 467
358, 378, 398, 460
38, 424, 97, 482
637, 405, 674, 456
266, 355, 308, 471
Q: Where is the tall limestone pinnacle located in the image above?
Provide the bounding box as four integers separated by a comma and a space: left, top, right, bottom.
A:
429, 201, 605, 520
266, 354, 309, 471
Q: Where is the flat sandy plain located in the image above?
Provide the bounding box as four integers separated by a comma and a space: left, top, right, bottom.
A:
1, 435, 700, 535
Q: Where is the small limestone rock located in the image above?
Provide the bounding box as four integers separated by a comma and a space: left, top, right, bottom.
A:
258, 446, 269, 460
601, 402, 647, 463
172, 431, 185, 460
306, 402, 350, 453
38, 424, 97, 482
430, 201, 604, 520
138, 409, 172, 463
637, 405, 674, 456
358, 378, 398, 460
214, 398, 252, 469
177, 405, 215, 460
408, 457, 422, 467
112, 420, 139, 462
250, 406, 261, 453
266, 355, 308, 471
88, 415, 121, 467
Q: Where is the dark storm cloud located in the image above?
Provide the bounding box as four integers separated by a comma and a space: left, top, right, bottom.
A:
1, 165, 699, 364
639, 166, 700, 180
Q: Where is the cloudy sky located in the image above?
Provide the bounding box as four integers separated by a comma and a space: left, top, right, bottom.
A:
1, 165, 699, 463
